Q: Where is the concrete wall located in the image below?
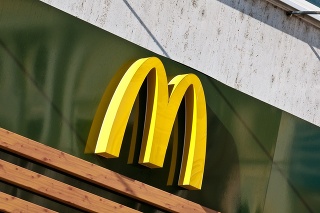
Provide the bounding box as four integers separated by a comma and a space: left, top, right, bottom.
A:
41, 0, 320, 127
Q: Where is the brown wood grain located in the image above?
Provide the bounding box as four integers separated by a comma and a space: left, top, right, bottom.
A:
0, 128, 218, 213
0, 192, 57, 213
0, 159, 140, 213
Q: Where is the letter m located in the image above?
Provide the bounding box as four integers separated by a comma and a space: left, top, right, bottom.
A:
85, 57, 207, 190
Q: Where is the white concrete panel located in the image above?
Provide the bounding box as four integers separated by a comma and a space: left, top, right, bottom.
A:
41, 0, 320, 126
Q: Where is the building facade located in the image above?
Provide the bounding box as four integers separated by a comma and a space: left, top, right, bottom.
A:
0, 0, 320, 212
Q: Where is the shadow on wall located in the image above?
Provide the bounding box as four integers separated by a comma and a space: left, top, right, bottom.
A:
216, 0, 320, 49
309, 44, 320, 60
186, 106, 241, 212
122, 0, 170, 58
288, 118, 320, 212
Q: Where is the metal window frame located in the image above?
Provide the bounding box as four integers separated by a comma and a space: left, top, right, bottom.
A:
283, 0, 320, 18
267, 0, 320, 28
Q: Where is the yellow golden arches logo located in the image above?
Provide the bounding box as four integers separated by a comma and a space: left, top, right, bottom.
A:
85, 57, 207, 190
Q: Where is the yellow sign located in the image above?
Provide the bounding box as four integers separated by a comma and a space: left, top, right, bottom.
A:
85, 57, 207, 190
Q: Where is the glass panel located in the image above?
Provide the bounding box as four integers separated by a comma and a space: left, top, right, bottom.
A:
306, 0, 320, 8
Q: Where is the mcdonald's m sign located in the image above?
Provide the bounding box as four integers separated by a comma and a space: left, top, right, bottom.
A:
85, 57, 207, 190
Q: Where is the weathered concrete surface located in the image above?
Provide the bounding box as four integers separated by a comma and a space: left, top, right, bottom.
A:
41, 0, 320, 126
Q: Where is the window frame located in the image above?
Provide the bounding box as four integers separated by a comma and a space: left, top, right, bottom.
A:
284, 0, 320, 19
267, 0, 320, 28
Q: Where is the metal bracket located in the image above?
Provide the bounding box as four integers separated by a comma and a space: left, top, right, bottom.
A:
286, 11, 320, 16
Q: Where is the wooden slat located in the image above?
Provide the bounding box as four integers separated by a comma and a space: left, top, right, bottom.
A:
0, 159, 140, 213
0, 192, 57, 213
0, 128, 218, 213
